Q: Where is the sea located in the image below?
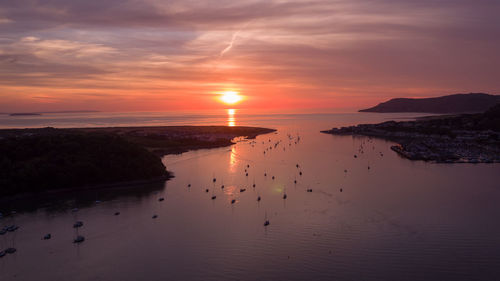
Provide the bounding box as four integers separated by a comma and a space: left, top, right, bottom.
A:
0, 110, 499, 281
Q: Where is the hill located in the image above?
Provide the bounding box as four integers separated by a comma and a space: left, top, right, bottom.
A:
359, 93, 500, 113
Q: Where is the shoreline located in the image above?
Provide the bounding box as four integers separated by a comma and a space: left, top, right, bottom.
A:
321, 107, 500, 163
0, 174, 172, 205
0, 125, 276, 199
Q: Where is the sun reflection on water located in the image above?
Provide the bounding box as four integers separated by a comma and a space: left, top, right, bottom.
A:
227, 108, 236, 126
229, 146, 237, 173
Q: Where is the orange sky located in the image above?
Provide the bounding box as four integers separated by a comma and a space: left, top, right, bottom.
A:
0, 0, 499, 112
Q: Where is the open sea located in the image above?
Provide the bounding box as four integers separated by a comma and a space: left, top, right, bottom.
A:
1, 110, 499, 281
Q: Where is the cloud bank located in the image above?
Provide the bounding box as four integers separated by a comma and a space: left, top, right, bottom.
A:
0, 0, 499, 111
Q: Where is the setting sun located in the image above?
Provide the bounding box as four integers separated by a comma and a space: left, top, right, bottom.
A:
219, 91, 243, 105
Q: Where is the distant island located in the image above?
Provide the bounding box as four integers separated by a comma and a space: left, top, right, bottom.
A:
8, 110, 100, 116
9, 113, 42, 116
322, 104, 500, 163
0, 126, 275, 197
359, 93, 500, 113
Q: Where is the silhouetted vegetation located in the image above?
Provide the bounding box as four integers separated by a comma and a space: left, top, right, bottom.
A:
0, 129, 169, 197
0, 126, 275, 197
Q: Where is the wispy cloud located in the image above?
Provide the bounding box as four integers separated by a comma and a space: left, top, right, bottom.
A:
0, 0, 499, 111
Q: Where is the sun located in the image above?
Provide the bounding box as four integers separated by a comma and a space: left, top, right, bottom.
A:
219, 91, 242, 105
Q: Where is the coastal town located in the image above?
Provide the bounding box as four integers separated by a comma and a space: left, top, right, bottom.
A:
322, 105, 500, 163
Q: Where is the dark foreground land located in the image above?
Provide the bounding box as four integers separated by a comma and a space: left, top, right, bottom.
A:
0, 126, 275, 197
322, 105, 500, 163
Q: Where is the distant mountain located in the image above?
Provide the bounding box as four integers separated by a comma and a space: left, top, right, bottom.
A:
359, 93, 500, 113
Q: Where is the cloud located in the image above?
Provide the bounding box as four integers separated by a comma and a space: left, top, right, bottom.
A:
0, 0, 499, 111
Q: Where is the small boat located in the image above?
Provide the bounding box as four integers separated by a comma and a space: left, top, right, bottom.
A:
73, 221, 83, 228
5, 248, 16, 254
7, 225, 19, 232
43, 234, 51, 240
152, 215, 158, 219
73, 236, 85, 243
158, 198, 164, 201
114, 212, 120, 216
307, 189, 312, 192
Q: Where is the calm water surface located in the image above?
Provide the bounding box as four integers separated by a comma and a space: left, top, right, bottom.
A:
1, 111, 499, 281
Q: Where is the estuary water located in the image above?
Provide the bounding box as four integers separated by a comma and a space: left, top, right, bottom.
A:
1, 111, 499, 281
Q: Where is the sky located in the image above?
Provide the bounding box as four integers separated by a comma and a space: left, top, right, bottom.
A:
0, 0, 499, 112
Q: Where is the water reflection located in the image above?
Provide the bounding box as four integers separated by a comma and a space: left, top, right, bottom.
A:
3, 113, 500, 281
227, 108, 236, 126
229, 146, 238, 173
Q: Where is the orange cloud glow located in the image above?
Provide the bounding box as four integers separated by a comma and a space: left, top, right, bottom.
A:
0, 0, 499, 112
